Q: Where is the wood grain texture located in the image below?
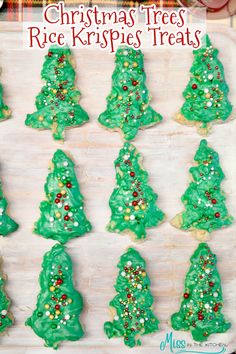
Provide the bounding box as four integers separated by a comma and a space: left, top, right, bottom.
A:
0, 22, 235, 354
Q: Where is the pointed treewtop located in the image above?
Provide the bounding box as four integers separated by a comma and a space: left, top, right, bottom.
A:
98, 46, 162, 140
26, 244, 84, 349
175, 34, 233, 135
171, 243, 231, 342
104, 248, 159, 347
107, 143, 165, 240
34, 149, 91, 244
171, 139, 233, 240
25, 45, 89, 141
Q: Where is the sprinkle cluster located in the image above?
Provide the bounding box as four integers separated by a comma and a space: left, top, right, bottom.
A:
105, 248, 159, 347
48, 159, 82, 233
36, 263, 74, 330
37, 49, 78, 126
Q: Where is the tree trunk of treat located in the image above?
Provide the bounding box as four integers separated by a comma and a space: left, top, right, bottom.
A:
98, 46, 162, 141
34, 149, 91, 244
170, 243, 231, 342
104, 248, 159, 348
174, 111, 212, 136
107, 143, 165, 241
25, 244, 84, 349
25, 45, 89, 142
192, 228, 209, 241
1, 108, 11, 120
175, 34, 233, 135
0, 181, 18, 237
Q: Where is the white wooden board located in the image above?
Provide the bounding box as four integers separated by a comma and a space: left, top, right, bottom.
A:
0, 22, 235, 354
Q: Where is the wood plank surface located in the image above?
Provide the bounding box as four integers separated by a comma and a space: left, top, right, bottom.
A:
0, 22, 235, 354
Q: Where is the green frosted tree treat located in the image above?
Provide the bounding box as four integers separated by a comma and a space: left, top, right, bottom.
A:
0, 181, 18, 236
26, 244, 84, 349
0, 82, 11, 121
98, 46, 162, 141
104, 248, 159, 347
34, 149, 91, 244
25, 45, 89, 142
175, 34, 233, 135
107, 143, 164, 241
171, 243, 231, 342
171, 139, 233, 240
0, 259, 13, 333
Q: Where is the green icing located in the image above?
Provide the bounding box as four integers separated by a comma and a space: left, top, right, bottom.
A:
98, 46, 162, 141
172, 139, 233, 235
0, 265, 13, 333
104, 247, 159, 347
171, 243, 231, 342
26, 244, 84, 349
107, 142, 165, 240
178, 34, 233, 133
25, 45, 89, 142
0, 83, 11, 122
34, 149, 91, 244
0, 181, 18, 236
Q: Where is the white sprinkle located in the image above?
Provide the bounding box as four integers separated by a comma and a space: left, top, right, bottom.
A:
74, 222, 79, 227
127, 261, 132, 266
63, 161, 68, 167
65, 314, 70, 320
1, 310, 7, 316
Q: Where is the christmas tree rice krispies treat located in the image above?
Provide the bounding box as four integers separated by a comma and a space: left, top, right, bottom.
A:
0, 258, 13, 334
98, 46, 162, 141
171, 243, 231, 342
107, 142, 165, 241
171, 139, 233, 240
175, 34, 234, 135
0, 80, 11, 122
26, 244, 84, 349
0, 181, 18, 236
34, 150, 91, 244
104, 248, 159, 347
25, 45, 89, 142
